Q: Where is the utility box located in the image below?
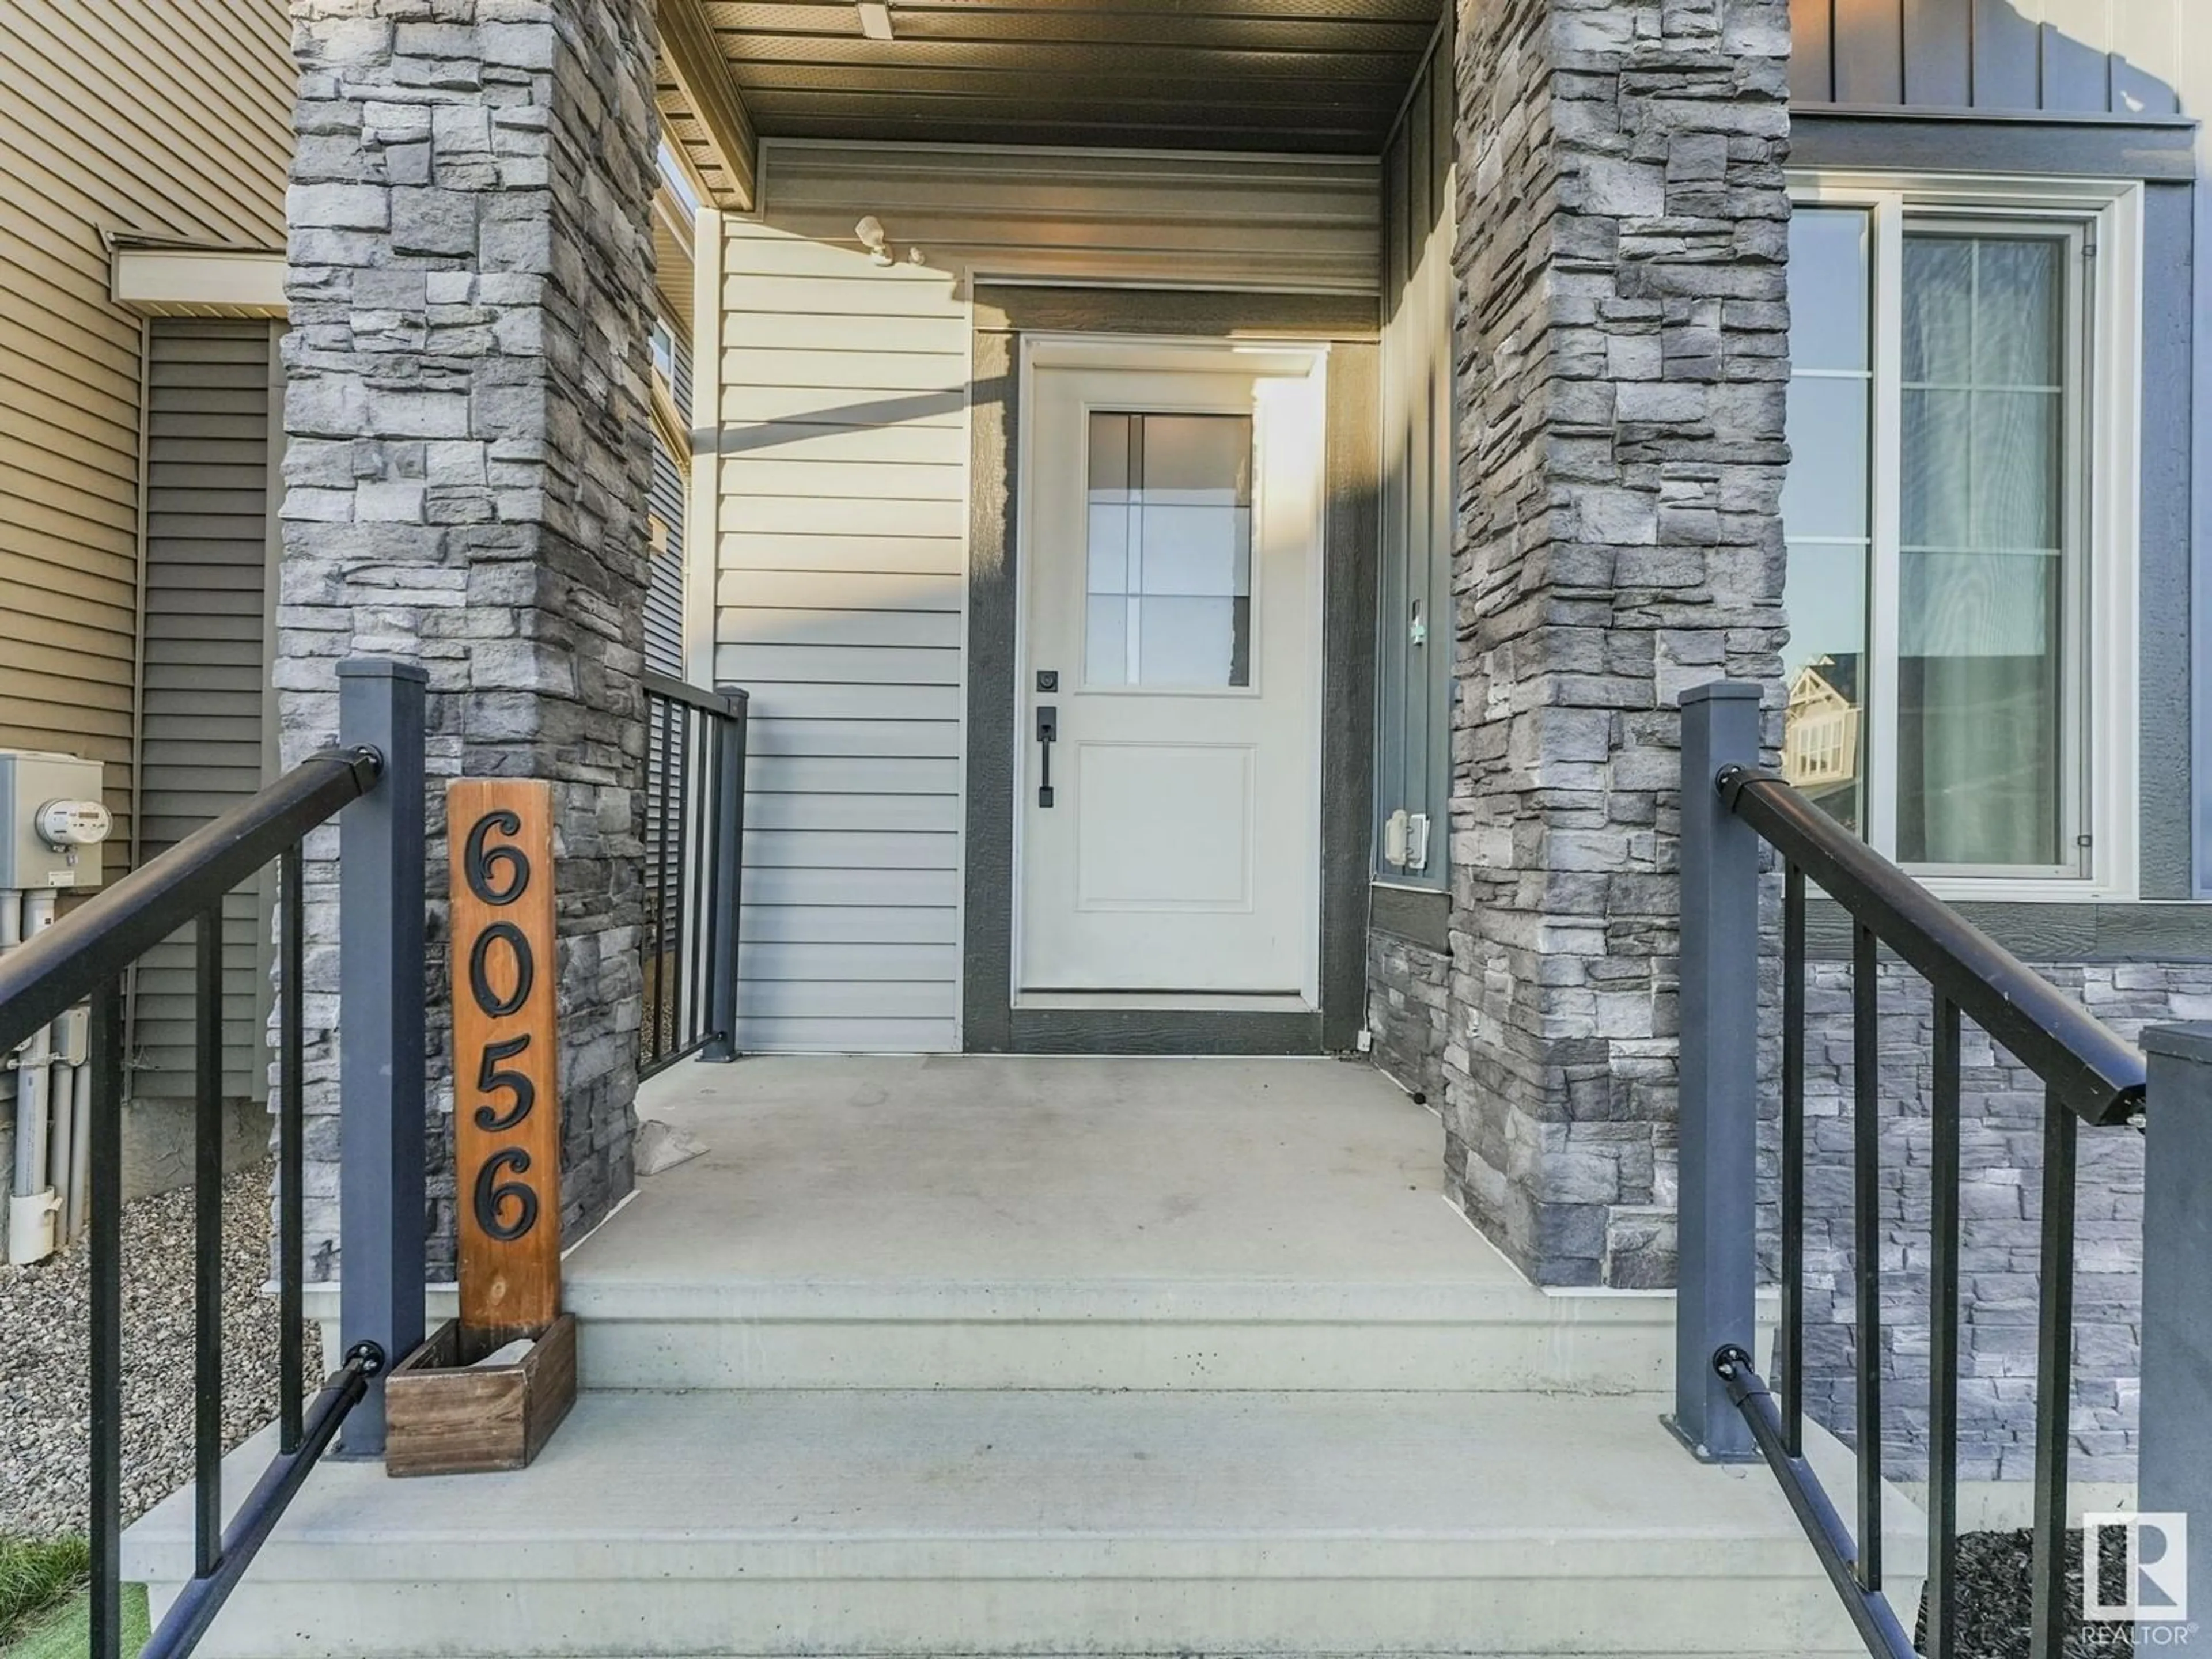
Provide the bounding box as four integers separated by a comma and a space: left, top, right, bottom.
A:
0, 751, 111, 889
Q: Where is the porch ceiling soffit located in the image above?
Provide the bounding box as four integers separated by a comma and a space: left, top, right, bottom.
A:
661, 0, 761, 210
696, 0, 1445, 155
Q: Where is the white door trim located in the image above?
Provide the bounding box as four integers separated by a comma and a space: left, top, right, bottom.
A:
1009, 332, 1330, 1010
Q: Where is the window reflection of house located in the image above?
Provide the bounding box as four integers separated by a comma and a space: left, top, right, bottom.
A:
1783, 655, 1861, 808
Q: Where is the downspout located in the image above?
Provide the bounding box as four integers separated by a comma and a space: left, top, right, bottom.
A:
125, 313, 154, 1099
8, 890, 61, 1262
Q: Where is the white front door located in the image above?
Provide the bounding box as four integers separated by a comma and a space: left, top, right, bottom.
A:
1016, 342, 1325, 1002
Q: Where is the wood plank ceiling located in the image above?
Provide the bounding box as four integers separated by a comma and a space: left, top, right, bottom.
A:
696, 0, 1446, 155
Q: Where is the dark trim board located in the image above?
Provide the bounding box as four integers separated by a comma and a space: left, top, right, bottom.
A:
2138, 180, 2198, 900
1318, 336, 1381, 1047
1789, 112, 2199, 181
1370, 882, 1449, 952
964, 321, 1020, 1050
1009, 1009, 1325, 1056
962, 286, 1381, 1056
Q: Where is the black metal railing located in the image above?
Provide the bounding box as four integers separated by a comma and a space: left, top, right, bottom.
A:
0, 659, 426, 1659
640, 671, 746, 1077
1672, 683, 2161, 1659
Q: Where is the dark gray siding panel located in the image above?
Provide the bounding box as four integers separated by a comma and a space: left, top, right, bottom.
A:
133, 320, 275, 1104
1832, 0, 1903, 105
1791, 0, 1835, 103
1902, 0, 1971, 106
1972, 0, 2039, 106
1374, 16, 1452, 890
646, 441, 687, 677
1793, 0, 2192, 115
646, 334, 693, 679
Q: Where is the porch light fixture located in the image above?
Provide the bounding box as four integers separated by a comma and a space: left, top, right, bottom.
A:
855, 215, 895, 266
857, 1, 893, 41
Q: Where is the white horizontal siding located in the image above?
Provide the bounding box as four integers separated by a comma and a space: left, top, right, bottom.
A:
720, 212, 968, 1053
715, 143, 1382, 1052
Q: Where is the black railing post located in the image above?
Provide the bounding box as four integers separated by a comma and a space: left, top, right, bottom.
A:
2136, 1023, 2212, 1642
335, 658, 426, 1457
700, 686, 748, 1063
88, 975, 124, 1659
1671, 681, 1763, 1463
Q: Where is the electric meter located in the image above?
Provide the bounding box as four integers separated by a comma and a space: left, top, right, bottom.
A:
0, 752, 108, 888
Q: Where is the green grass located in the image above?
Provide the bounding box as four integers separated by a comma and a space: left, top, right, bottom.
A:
2, 1581, 150, 1659
0, 1540, 150, 1658
0, 1540, 86, 1643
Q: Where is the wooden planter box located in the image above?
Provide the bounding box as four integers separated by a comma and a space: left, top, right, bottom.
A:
384, 1313, 577, 1477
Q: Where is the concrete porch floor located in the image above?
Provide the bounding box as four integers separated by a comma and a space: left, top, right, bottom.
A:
590, 1054, 1510, 1285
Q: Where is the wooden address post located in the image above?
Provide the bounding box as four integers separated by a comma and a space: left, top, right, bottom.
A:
385, 779, 575, 1476
449, 779, 561, 1344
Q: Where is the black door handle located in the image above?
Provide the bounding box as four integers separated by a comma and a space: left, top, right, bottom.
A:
1036, 705, 1057, 808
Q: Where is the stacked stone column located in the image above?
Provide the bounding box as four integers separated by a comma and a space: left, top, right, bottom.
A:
1445, 0, 1794, 1285
280, 0, 658, 1276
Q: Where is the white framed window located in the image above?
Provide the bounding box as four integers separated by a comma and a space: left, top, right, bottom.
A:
1783, 172, 2142, 900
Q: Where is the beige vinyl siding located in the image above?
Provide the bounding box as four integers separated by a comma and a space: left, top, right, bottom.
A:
132, 321, 277, 1102
0, 0, 289, 882
716, 144, 1381, 1051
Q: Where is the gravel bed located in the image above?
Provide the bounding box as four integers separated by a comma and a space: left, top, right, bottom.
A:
0, 1161, 312, 1539
1920, 1527, 2138, 1657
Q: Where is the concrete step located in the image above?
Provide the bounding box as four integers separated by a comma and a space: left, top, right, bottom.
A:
127, 1387, 1924, 1658
559, 1059, 1688, 1393
563, 1273, 1683, 1392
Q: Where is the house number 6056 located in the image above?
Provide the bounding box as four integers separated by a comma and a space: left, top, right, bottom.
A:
464, 809, 538, 1243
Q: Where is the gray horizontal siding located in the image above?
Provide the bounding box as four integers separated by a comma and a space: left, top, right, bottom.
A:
132, 320, 274, 1104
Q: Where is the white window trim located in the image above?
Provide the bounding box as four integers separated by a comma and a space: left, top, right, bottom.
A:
1786, 169, 2144, 904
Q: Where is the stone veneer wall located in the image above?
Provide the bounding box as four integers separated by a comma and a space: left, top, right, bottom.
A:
1444, 0, 1794, 1285
1367, 928, 1452, 1106
1802, 960, 2209, 1486
281, 0, 658, 1278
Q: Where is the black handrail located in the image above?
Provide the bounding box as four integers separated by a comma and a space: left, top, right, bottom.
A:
1721, 766, 2146, 1125
138, 1343, 384, 1659
1713, 1347, 1919, 1659
1686, 736, 2153, 1659
640, 675, 747, 1075
641, 667, 741, 718
0, 720, 406, 1659
0, 747, 380, 1054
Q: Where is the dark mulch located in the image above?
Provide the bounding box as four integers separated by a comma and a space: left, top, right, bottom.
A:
1918, 1528, 2138, 1657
